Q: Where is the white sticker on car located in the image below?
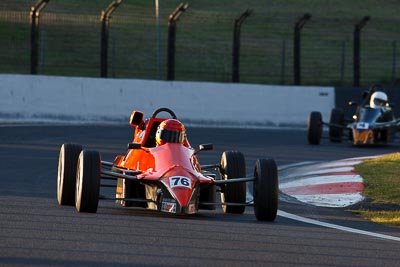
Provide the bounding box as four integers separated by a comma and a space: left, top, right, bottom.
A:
188, 203, 197, 214
356, 122, 369, 130
169, 176, 192, 189
161, 201, 176, 213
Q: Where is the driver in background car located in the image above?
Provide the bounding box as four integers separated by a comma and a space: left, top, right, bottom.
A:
369, 91, 394, 122
370, 91, 389, 109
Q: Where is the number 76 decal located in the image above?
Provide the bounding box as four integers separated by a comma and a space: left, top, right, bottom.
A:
169, 176, 192, 188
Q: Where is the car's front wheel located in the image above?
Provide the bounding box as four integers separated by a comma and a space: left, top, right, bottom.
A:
329, 108, 344, 142
75, 150, 101, 213
253, 158, 278, 221
307, 111, 322, 145
220, 151, 246, 214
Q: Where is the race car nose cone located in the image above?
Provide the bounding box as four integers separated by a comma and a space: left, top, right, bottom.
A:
172, 187, 193, 208
167, 175, 195, 207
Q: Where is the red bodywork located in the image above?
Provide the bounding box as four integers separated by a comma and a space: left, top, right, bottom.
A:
113, 115, 215, 214
57, 108, 278, 221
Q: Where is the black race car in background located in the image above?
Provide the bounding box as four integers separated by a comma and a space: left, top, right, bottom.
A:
307, 86, 400, 146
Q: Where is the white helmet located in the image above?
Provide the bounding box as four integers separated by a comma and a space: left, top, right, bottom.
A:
370, 91, 388, 108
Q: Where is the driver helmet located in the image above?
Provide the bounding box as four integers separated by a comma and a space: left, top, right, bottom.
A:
155, 119, 186, 146
370, 91, 388, 108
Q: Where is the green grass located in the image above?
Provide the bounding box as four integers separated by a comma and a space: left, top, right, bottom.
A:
1, 1, 400, 85
353, 153, 400, 228
351, 210, 400, 227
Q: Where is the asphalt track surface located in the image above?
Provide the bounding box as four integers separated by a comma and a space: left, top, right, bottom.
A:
1, 125, 400, 267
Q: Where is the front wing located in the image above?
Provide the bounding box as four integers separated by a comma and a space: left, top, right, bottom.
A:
99, 161, 255, 214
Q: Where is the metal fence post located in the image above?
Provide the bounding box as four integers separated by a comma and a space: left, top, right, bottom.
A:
155, 0, 163, 80
100, 0, 123, 78
353, 16, 370, 87
340, 40, 346, 85
392, 40, 397, 83
293, 13, 311, 85
280, 39, 286, 84
166, 3, 189, 81
232, 9, 252, 83
30, 0, 50, 75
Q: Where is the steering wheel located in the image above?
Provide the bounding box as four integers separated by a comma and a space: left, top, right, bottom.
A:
151, 108, 178, 119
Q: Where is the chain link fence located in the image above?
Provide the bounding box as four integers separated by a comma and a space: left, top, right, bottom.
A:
1, 1, 400, 87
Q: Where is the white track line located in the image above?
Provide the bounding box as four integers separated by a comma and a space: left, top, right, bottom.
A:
276, 162, 400, 242
249, 162, 400, 242
278, 210, 400, 242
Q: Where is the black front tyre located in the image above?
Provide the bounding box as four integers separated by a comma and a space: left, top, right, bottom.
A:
220, 151, 246, 214
253, 159, 278, 221
57, 143, 82, 206
75, 150, 101, 213
329, 108, 344, 142
307, 111, 323, 145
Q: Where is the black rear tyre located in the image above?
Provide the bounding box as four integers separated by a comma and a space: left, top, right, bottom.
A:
329, 108, 344, 142
307, 111, 322, 145
57, 143, 82, 206
75, 150, 101, 213
253, 159, 278, 221
220, 151, 246, 214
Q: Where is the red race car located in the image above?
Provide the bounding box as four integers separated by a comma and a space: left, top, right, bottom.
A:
57, 108, 278, 221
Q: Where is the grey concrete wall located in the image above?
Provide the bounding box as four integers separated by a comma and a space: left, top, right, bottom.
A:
0, 74, 335, 127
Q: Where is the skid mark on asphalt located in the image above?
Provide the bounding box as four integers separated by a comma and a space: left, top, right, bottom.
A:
278, 210, 400, 242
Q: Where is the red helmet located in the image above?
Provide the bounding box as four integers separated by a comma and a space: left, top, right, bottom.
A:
155, 119, 186, 146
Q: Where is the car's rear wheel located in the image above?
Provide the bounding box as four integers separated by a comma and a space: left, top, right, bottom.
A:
253, 159, 278, 221
75, 150, 101, 213
329, 108, 344, 142
57, 143, 82, 206
307, 111, 322, 145
220, 151, 246, 214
